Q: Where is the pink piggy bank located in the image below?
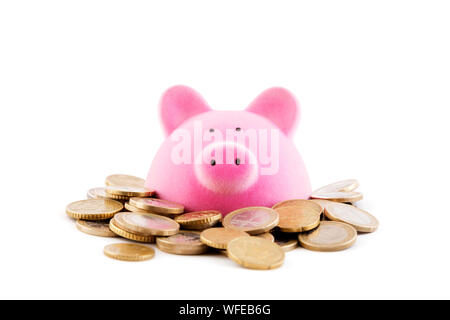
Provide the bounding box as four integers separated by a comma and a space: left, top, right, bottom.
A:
145, 85, 311, 216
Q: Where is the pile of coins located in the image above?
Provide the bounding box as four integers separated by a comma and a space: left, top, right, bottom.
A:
66, 175, 378, 270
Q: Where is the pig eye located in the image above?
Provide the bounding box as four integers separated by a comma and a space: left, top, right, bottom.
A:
209, 128, 215, 132
210, 159, 216, 166
235, 158, 241, 165
235, 127, 241, 132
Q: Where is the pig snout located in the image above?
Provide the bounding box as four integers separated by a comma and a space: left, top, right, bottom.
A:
194, 142, 258, 194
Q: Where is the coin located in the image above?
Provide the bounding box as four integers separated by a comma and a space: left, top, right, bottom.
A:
174, 210, 222, 230
113, 212, 179, 236
315, 200, 379, 232
104, 243, 155, 261
76, 219, 117, 237
272, 198, 321, 210
227, 237, 285, 270
274, 203, 322, 233
105, 174, 146, 188
129, 197, 184, 214
222, 207, 279, 235
105, 185, 154, 198
274, 238, 298, 252
310, 191, 363, 203
109, 218, 156, 242
200, 227, 250, 249
66, 199, 123, 220
87, 187, 113, 200
256, 232, 275, 242
156, 231, 208, 255
298, 221, 357, 252
312, 179, 359, 194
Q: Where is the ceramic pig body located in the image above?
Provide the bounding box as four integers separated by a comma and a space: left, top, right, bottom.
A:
146, 86, 311, 216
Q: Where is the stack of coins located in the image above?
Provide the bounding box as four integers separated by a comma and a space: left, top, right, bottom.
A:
66, 175, 379, 268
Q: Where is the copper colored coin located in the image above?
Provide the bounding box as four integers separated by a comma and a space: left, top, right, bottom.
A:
174, 210, 222, 230
275, 203, 322, 233
129, 197, 184, 214
156, 231, 208, 255
222, 207, 279, 235
200, 227, 250, 249
76, 219, 117, 237
103, 243, 154, 261
298, 221, 357, 252
113, 212, 179, 236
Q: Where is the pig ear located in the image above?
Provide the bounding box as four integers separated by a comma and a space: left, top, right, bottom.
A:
246, 87, 300, 137
160, 85, 211, 135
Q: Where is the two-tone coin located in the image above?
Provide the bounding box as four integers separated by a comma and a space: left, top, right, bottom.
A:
227, 237, 285, 270
174, 210, 222, 230
104, 243, 155, 261
105, 174, 146, 188
298, 221, 357, 252
313, 200, 378, 232
156, 231, 208, 255
274, 201, 322, 233
129, 197, 184, 215
113, 212, 179, 236
76, 220, 117, 237
223, 207, 279, 235
312, 179, 359, 194
66, 199, 123, 220
109, 218, 156, 243
200, 227, 250, 249
310, 191, 363, 203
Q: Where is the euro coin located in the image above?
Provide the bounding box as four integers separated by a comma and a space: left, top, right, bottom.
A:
256, 232, 275, 242
87, 187, 113, 200
113, 211, 179, 236
105, 185, 154, 198
123, 202, 172, 217
105, 174, 146, 188
76, 219, 117, 237
274, 238, 298, 252
222, 207, 279, 235
174, 210, 222, 230
227, 237, 285, 270
314, 200, 379, 233
274, 203, 322, 233
109, 218, 156, 242
66, 199, 123, 220
298, 221, 357, 252
272, 199, 322, 210
310, 191, 363, 203
129, 197, 184, 214
156, 231, 208, 255
312, 179, 359, 194
104, 243, 155, 261
200, 227, 249, 249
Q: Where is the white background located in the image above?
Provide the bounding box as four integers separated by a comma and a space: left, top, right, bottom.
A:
1, 0, 449, 299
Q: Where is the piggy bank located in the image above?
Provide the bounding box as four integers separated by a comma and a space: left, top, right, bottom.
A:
145, 85, 311, 215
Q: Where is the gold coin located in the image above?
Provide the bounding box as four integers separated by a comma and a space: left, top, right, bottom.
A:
298, 221, 357, 252
227, 236, 285, 270
222, 207, 279, 235
113, 212, 179, 236
109, 218, 155, 242
312, 179, 359, 194
87, 187, 112, 199
310, 191, 363, 203
129, 197, 184, 214
314, 200, 378, 232
275, 203, 322, 233
105, 174, 146, 188
76, 219, 117, 237
200, 227, 250, 249
256, 232, 275, 242
156, 231, 208, 255
123, 202, 173, 217
174, 210, 222, 230
66, 199, 123, 220
104, 243, 155, 261
105, 185, 154, 198
272, 198, 321, 210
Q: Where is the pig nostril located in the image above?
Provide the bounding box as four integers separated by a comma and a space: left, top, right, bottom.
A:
235, 158, 241, 165
209, 128, 214, 132
210, 159, 216, 166
235, 127, 241, 132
